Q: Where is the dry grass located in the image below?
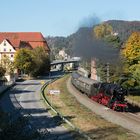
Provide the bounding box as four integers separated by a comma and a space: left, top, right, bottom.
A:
44, 75, 140, 140
127, 95, 140, 104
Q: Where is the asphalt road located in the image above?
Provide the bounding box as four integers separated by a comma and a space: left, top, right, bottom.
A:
0, 77, 74, 140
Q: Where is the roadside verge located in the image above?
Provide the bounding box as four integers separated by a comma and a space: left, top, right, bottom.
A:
40, 76, 93, 140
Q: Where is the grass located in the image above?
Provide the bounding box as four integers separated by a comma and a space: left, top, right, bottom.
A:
44, 75, 140, 140
127, 95, 140, 104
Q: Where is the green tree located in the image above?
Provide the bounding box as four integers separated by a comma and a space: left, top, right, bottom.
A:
121, 32, 140, 88
14, 48, 34, 75
31, 47, 50, 77
96, 60, 124, 83
105, 35, 122, 48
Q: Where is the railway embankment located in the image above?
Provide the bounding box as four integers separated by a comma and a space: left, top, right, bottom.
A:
41, 77, 92, 140
67, 76, 140, 135
42, 75, 140, 140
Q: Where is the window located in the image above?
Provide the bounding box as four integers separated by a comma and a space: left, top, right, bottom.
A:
4, 41, 6, 46
11, 54, 13, 57
4, 48, 6, 51
9, 49, 12, 52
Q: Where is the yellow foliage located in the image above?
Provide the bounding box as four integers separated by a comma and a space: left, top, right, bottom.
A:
93, 23, 113, 39
122, 32, 140, 63
121, 32, 140, 87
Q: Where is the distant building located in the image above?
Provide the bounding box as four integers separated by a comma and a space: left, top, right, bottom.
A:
0, 32, 50, 61
71, 57, 81, 61
111, 32, 119, 36
58, 49, 68, 60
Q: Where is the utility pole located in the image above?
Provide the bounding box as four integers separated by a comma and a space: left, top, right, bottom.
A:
106, 62, 110, 83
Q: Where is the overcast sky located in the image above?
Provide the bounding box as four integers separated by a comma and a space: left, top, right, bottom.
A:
0, 0, 140, 37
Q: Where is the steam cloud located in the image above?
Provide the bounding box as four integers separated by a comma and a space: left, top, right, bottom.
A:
79, 14, 101, 27
72, 27, 120, 63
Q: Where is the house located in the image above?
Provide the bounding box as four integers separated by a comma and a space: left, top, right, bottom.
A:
0, 32, 50, 81
0, 32, 50, 61
58, 49, 68, 60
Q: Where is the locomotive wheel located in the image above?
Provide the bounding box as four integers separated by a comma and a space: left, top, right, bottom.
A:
114, 106, 121, 111
124, 106, 129, 112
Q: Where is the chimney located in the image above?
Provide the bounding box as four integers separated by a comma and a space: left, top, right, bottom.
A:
91, 58, 98, 80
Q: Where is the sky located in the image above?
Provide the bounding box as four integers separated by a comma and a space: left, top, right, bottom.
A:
0, 0, 140, 37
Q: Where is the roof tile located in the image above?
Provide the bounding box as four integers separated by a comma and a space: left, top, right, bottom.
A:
0, 32, 50, 51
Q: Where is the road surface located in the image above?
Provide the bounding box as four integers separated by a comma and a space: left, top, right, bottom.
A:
0, 78, 74, 140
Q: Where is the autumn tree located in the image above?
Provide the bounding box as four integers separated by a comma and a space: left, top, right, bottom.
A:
14, 48, 34, 75
94, 23, 113, 39
121, 32, 140, 88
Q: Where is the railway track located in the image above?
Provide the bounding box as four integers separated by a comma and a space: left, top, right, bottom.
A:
67, 76, 140, 134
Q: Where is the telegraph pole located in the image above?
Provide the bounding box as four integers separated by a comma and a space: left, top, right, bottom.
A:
106, 62, 110, 83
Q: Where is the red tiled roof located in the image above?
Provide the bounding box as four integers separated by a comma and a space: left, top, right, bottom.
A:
28, 41, 48, 49
0, 32, 45, 41
5, 39, 21, 48
0, 32, 50, 51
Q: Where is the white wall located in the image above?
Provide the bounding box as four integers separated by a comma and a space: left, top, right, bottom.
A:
0, 39, 16, 61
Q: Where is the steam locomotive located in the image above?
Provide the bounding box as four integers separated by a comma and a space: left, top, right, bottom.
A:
71, 72, 128, 111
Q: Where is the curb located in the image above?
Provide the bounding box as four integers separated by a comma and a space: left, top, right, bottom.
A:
40, 76, 93, 140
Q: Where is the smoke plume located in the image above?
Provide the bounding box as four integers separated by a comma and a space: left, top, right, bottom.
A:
72, 27, 120, 63
79, 14, 101, 27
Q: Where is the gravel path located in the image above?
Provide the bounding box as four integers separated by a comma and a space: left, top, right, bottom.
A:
67, 77, 140, 134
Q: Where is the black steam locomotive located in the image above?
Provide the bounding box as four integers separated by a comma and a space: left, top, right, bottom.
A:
71, 72, 128, 111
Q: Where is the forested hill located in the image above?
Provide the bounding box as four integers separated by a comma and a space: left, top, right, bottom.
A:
106, 20, 140, 41
46, 20, 140, 62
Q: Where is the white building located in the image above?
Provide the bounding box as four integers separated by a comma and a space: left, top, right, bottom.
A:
0, 39, 16, 61
58, 49, 68, 60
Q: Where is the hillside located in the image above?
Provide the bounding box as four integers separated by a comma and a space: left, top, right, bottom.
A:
46, 20, 140, 62
106, 20, 140, 41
